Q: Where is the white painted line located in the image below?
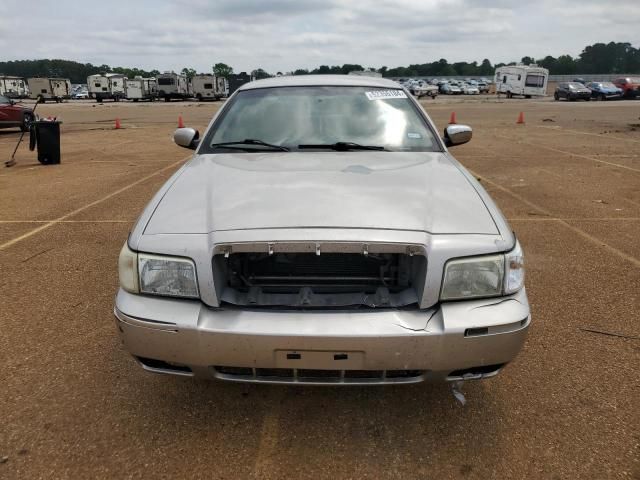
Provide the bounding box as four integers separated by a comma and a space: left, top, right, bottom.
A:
470, 170, 640, 268
493, 132, 640, 173
534, 125, 640, 144
0, 156, 189, 251
0, 220, 131, 223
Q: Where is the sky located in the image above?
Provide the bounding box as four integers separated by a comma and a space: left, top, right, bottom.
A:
1, 0, 639, 74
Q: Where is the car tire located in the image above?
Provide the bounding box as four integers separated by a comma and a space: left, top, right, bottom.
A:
21, 112, 34, 132
554, 93, 559, 101
599, 94, 606, 101
164, 96, 170, 102
585, 97, 591, 101
196, 94, 203, 101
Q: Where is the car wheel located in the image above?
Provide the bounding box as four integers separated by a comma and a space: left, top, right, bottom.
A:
599, 94, 606, 101
554, 93, 559, 101
196, 94, 203, 101
21, 112, 34, 132
585, 97, 591, 101
164, 96, 170, 102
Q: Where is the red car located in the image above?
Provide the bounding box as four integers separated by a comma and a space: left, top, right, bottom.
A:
612, 77, 640, 98
0, 95, 34, 132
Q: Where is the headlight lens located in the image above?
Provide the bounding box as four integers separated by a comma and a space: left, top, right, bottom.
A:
440, 254, 504, 300
118, 242, 139, 293
505, 240, 525, 294
138, 254, 199, 298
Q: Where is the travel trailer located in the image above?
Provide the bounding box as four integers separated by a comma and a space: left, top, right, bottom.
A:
125, 77, 157, 101
494, 64, 549, 98
191, 74, 226, 101
87, 73, 127, 102
27, 77, 72, 102
0, 76, 29, 98
157, 72, 190, 101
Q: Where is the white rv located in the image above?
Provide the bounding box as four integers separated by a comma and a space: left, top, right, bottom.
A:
494, 64, 549, 98
125, 77, 157, 101
87, 73, 127, 102
157, 72, 190, 101
191, 74, 227, 101
27, 77, 72, 103
0, 76, 29, 98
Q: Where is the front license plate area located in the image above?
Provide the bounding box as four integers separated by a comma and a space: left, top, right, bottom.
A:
275, 350, 364, 369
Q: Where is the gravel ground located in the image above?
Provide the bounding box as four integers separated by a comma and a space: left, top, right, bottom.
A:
0, 96, 638, 479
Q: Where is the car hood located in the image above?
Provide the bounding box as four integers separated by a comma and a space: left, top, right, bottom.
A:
143, 151, 499, 235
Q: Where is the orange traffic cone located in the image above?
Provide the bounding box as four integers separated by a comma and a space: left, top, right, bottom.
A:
449, 112, 457, 124
115, 118, 121, 129
178, 115, 185, 128
516, 112, 525, 124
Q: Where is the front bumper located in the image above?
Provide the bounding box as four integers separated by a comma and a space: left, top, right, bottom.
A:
114, 289, 530, 385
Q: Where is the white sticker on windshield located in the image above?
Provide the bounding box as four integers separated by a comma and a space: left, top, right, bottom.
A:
407, 133, 422, 139
365, 90, 407, 100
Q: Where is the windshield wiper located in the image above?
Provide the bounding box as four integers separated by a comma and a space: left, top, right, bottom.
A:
210, 139, 290, 152
298, 142, 387, 151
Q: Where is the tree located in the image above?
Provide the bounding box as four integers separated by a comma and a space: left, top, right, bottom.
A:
181, 68, 197, 79
213, 63, 233, 78
251, 68, 271, 80
293, 68, 309, 75
521, 56, 535, 65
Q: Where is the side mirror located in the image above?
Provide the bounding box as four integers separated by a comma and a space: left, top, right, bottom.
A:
443, 124, 472, 147
173, 128, 200, 150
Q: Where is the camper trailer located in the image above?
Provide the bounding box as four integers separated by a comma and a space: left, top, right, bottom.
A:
0, 76, 29, 98
87, 73, 127, 102
27, 77, 72, 103
157, 72, 190, 101
125, 77, 157, 101
494, 64, 549, 98
191, 74, 226, 101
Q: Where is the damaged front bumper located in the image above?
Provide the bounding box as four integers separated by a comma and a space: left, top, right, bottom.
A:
113, 288, 530, 385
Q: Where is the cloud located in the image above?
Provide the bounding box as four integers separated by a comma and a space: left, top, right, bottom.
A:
0, 0, 638, 73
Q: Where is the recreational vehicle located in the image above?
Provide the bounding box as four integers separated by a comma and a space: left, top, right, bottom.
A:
27, 77, 72, 103
157, 72, 190, 101
191, 74, 226, 101
87, 73, 127, 102
125, 77, 157, 101
0, 76, 29, 98
494, 65, 549, 98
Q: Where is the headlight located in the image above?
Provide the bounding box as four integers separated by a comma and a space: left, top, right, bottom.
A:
138, 253, 199, 298
440, 241, 525, 301
440, 254, 504, 300
504, 240, 525, 294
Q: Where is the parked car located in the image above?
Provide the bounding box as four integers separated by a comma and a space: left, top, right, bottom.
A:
461, 83, 480, 95
612, 77, 640, 98
441, 83, 462, 95
476, 81, 490, 93
72, 90, 89, 99
0, 95, 34, 131
585, 82, 623, 101
114, 75, 530, 385
407, 80, 438, 99
554, 82, 591, 101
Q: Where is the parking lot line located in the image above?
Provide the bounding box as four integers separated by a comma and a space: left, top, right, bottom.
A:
470, 169, 640, 267
0, 156, 188, 251
493, 132, 640, 173
0, 220, 130, 223
534, 125, 640, 144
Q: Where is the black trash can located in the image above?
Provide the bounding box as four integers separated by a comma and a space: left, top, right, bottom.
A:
29, 120, 62, 165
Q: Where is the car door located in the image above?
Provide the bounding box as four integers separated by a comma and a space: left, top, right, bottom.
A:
0, 95, 21, 125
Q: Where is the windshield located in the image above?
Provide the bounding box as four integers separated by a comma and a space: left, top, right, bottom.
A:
598, 82, 616, 88
201, 86, 439, 153
568, 82, 584, 89
0, 95, 11, 104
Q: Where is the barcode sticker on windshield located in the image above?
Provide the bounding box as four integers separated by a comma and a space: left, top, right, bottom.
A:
365, 90, 407, 100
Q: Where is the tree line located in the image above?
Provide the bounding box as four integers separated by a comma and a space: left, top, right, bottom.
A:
1, 42, 638, 84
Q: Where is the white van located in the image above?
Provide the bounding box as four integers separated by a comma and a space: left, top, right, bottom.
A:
494, 65, 549, 98
27, 77, 72, 103
125, 77, 157, 101
157, 72, 190, 101
87, 73, 127, 102
0, 76, 29, 98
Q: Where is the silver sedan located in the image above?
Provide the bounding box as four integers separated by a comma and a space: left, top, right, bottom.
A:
114, 75, 530, 385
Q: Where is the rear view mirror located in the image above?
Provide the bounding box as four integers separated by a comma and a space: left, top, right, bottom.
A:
444, 124, 472, 147
173, 128, 200, 150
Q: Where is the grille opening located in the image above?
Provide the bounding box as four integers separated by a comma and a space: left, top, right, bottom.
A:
214, 251, 426, 308
213, 366, 426, 383
137, 356, 192, 373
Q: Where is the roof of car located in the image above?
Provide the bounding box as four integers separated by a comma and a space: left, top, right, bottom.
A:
237, 74, 401, 91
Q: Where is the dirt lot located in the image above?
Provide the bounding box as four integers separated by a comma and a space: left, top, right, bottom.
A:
0, 95, 638, 480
